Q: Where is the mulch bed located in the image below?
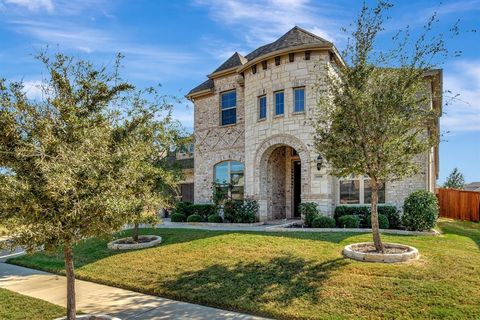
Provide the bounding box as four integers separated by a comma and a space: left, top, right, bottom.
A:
350, 243, 411, 254
115, 236, 158, 245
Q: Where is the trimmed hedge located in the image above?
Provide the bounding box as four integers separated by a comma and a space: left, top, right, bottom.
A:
312, 216, 336, 228
192, 204, 217, 219
338, 215, 361, 228
402, 190, 439, 231
187, 214, 204, 222
334, 205, 400, 229
299, 202, 319, 227
174, 201, 194, 217
207, 214, 223, 223
366, 214, 390, 229
170, 213, 186, 222
224, 199, 258, 223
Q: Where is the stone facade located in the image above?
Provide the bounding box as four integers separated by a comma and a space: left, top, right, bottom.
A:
187, 27, 440, 220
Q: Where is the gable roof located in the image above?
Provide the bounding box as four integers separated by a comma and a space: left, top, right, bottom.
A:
245, 26, 331, 61
465, 182, 480, 192
212, 52, 247, 74
187, 26, 334, 98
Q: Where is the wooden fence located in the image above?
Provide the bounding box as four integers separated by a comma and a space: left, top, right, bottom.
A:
437, 188, 480, 222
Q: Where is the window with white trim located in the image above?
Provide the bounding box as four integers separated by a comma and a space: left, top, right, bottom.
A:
339, 175, 385, 204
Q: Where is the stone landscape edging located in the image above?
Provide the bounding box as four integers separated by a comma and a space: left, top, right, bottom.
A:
107, 235, 162, 250
265, 223, 439, 236
342, 242, 420, 263
55, 315, 121, 320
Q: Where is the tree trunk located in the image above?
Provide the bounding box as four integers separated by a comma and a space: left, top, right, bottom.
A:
64, 244, 76, 320
133, 223, 139, 243
370, 178, 384, 253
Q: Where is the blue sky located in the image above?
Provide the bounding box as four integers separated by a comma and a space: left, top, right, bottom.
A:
0, 0, 478, 183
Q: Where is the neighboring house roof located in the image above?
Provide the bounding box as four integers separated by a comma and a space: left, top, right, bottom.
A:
166, 154, 194, 170
464, 182, 480, 192
187, 26, 334, 98
245, 26, 331, 61
212, 52, 247, 74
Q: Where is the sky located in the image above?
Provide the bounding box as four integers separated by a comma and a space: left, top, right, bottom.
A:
0, 0, 478, 184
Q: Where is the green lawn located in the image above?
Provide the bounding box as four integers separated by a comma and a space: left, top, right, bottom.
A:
9, 220, 480, 320
0, 288, 66, 320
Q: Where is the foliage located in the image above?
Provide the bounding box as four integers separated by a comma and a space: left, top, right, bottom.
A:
334, 206, 370, 227
207, 214, 223, 223
313, 1, 453, 250
334, 205, 400, 229
402, 190, 439, 231
299, 202, 319, 227
192, 204, 217, 219
223, 198, 258, 223
338, 215, 361, 228
170, 213, 186, 222
186, 214, 204, 223
378, 205, 401, 229
174, 201, 195, 217
443, 168, 465, 189
311, 216, 336, 228
366, 214, 390, 229
211, 182, 229, 207
12, 220, 480, 319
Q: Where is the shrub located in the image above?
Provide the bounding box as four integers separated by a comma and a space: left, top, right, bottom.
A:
174, 201, 194, 217
170, 213, 186, 222
192, 204, 217, 219
338, 215, 361, 228
224, 199, 258, 223
402, 190, 439, 231
299, 202, 319, 227
334, 206, 370, 227
312, 216, 336, 228
186, 214, 204, 222
378, 205, 401, 229
207, 214, 223, 223
366, 214, 390, 229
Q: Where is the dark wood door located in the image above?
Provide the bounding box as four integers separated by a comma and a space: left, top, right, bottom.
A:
180, 183, 194, 202
293, 161, 301, 217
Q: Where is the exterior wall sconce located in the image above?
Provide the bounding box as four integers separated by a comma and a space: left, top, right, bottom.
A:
316, 155, 323, 171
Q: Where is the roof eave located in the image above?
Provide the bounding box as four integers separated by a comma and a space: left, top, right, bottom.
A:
207, 66, 239, 79
237, 43, 334, 73
186, 88, 214, 101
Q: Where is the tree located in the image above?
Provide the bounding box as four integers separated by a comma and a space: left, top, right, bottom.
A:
123, 88, 185, 242
0, 53, 180, 319
443, 168, 465, 189
313, 1, 453, 252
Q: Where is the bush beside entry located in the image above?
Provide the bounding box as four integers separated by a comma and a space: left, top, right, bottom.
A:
312, 216, 336, 228
187, 214, 204, 222
299, 202, 319, 227
207, 214, 223, 223
402, 190, 439, 231
170, 213, 186, 222
338, 215, 361, 228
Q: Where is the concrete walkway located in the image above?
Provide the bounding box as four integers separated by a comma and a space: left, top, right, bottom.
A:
0, 263, 269, 320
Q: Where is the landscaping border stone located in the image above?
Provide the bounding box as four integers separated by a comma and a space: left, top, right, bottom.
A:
342, 242, 419, 263
107, 235, 162, 250
266, 223, 439, 236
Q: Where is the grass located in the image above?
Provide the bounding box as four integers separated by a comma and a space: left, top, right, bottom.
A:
0, 288, 66, 320
9, 219, 480, 320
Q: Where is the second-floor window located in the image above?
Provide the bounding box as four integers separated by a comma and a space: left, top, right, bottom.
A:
275, 91, 284, 116
293, 87, 305, 112
258, 95, 266, 120
221, 90, 236, 126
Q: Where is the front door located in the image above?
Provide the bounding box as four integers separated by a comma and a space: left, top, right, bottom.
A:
293, 160, 301, 217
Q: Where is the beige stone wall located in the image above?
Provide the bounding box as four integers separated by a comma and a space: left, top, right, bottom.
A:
193, 73, 245, 203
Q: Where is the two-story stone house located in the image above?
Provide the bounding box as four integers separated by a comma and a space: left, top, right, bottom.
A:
186, 26, 442, 221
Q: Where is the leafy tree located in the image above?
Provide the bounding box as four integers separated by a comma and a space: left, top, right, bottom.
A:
443, 168, 465, 189
313, 1, 454, 252
0, 53, 181, 319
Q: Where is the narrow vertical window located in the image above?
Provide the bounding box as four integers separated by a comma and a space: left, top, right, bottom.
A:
293, 87, 305, 112
262, 61, 267, 70
252, 65, 257, 74
289, 52, 295, 62
274, 91, 284, 116
305, 51, 311, 60
221, 90, 236, 126
258, 95, 267, 120
275, 56, 281, 66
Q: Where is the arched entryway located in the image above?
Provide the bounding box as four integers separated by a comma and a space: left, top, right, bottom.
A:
254, 134, 311, 221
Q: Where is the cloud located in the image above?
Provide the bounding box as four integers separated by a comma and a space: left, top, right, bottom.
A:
192, 0, 347, 51
441, 60, 480, 132
3, 0, 53, 12
22, 80, 45, 100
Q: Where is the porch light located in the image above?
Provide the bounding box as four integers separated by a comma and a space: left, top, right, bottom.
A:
316, 155, 323, 171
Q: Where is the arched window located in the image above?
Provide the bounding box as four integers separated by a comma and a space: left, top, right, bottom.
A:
214, 161, 244, 200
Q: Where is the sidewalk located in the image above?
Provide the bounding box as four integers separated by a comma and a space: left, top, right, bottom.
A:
0, 263, 269, 320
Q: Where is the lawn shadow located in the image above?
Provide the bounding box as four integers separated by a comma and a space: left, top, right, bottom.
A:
156, 255, 349, 316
